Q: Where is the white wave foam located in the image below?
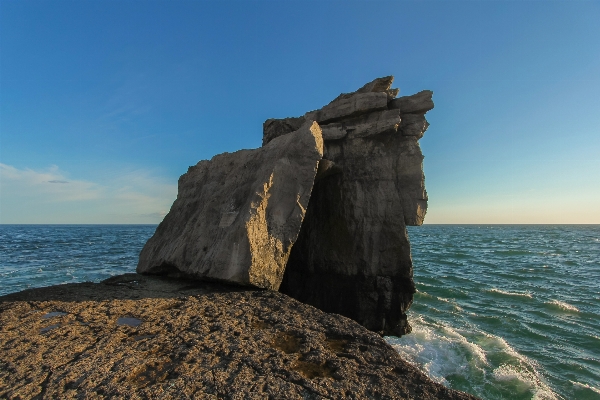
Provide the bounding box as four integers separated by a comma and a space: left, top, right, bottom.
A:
570, 380, 600, 395
493, 364, 558, 400
386, 315, 559, 400
488, 288, 533, 298
547, 300, 579, 312
386, 316, 488, 386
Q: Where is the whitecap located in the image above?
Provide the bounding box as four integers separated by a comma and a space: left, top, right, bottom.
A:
492, 364, 558, 400
570, 380, 600, 395
547, 300, 579, 312
488, 288, 533, 298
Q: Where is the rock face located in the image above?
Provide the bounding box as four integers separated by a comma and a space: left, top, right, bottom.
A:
0, 274, 477, 399
264, 77, 434, 336
137, 76, 433, 337
137, 122, 323, 290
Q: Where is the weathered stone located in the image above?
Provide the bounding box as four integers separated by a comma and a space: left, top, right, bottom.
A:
400, 113, 430, 138
262, 116, 305, 147
389, 90, 434, 114
319, 109, 400, 141
264, 105, 401, 144
137, 122, 323, 290
344, 109, 401, 139
320, 123, 348, 141
386, 87, 400, 100
356, 75, 394, 94
0, 274, 477, 399
264, 76, 433, 336
306, 91, 388, 124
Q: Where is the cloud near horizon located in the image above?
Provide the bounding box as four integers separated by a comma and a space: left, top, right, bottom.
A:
0, 163, 177, 224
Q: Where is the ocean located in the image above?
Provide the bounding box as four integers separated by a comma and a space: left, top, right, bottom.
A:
1, 224, 599, 399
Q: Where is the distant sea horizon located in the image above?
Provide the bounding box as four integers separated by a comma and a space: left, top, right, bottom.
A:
1, 224, 599, 399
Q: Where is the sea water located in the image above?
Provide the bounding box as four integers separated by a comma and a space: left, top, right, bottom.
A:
1, 224, 599, 399
387, 225, 600, 400
0, 225, 156, 294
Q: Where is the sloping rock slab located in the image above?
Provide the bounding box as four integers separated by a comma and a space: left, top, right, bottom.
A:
0, 275, 478, 399
137, 122, 323, 290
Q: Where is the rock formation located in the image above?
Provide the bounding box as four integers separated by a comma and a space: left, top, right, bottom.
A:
137, 76, 434, 337
0, 274, 476, 399
137, 122, 323, 290
265, 77, 433, 336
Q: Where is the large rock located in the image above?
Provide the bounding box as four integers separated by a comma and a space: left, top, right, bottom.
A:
265, 77, 433, 336
137, 122, 323, 290
137, 76, 433, 338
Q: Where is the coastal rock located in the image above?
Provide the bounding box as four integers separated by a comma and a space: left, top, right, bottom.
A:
136, 76, 433, 337
389, 90, 434, 114
137, 122, 323, 290
0, 274, 477, 399
400, 114, 430, 139
264, 77, 433, 336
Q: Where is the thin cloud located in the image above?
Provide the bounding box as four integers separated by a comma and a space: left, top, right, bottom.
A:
0, 163, 177, 224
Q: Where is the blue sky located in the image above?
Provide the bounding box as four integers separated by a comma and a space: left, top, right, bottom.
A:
1, 0, 599, 224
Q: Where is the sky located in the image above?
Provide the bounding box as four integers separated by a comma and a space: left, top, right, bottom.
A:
1, 0, 599, 224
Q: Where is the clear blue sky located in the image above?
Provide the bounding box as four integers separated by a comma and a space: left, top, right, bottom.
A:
1, 0, 599, 224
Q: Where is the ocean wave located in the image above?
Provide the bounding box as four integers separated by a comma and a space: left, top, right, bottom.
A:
570, 381, 600, 395
488, 288, 533, 298
546, 300, 579, 312
386, 316, 559, 400
493, 364, 558, 400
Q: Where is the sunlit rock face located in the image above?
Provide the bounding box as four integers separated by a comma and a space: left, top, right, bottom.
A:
264, 77, 433, 336
137, 122, 323, 290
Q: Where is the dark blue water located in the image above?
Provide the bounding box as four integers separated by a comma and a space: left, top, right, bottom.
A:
1, 224, 599, 399
0, 225, 156, 294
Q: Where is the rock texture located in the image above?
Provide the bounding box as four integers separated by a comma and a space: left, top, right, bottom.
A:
0, 274, 477, 399
264, 77, 434, 336
137, 122, 323, 290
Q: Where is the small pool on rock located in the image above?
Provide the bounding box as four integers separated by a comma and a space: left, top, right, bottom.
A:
43, 311, 67, 318
40, 324, 60, 333
117, 317, 142, 327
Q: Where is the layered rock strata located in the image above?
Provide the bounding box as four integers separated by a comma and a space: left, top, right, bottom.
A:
137, 122, 323, 290
264, 77, 433, 336
0, 274, 476, 399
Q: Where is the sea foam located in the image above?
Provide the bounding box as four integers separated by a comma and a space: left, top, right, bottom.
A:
488, 288, 533, 298
386, 315, 559, 400
546, 300, 579, 312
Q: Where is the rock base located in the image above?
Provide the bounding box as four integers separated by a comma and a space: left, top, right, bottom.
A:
0, 275, 476, 399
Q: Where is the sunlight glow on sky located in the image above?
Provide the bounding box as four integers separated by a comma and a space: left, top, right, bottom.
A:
1, 1, 599, 224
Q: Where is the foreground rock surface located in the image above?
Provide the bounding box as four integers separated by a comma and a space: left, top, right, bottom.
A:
137, 122, 323, 290
0, 276, 477, 399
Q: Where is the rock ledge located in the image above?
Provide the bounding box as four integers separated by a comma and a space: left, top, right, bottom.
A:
0, 275, 476, 399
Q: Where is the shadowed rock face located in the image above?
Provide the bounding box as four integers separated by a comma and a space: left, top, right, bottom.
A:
137, 122, 323, 290
264, 77, 434, 336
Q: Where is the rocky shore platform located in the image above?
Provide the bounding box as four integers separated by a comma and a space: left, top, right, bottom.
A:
0, 274, 476, 399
